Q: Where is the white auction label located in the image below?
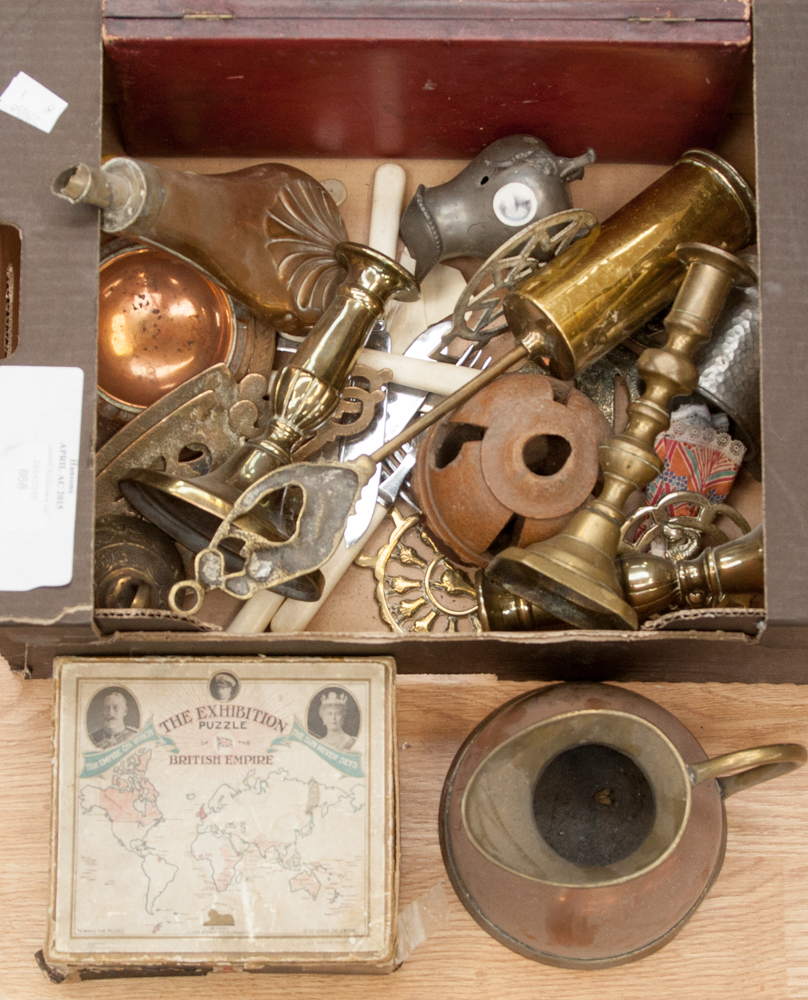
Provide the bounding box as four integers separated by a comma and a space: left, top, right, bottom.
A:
0, 367, 84, 591
0, 71, 68, 133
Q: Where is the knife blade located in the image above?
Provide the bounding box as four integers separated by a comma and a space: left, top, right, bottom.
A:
341, 322, 391, 545
342, 318, 455, 545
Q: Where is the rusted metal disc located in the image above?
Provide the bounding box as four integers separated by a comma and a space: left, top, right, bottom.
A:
98, 246, 235, 413
413, 373, 610, 567
440, 682, 726, 969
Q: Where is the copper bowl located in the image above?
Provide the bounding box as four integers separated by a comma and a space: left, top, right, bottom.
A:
97, 246, 240, 421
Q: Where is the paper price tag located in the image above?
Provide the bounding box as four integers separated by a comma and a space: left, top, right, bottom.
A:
0, 71, 68, 134
0, 367, 84, 591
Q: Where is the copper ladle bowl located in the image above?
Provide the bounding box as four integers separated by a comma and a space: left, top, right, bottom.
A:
97, 246, 236, 419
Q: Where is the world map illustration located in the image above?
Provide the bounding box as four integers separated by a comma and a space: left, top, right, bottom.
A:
74, 742, 368, 940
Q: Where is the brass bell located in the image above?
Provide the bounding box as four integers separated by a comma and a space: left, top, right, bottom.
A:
618, 523, 764, 621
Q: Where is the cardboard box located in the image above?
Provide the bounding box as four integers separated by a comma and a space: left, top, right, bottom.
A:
45, 655, 397, 978
2, 0, 806, 681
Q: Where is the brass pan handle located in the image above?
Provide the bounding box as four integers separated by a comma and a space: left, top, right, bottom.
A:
688, 743, 807, 799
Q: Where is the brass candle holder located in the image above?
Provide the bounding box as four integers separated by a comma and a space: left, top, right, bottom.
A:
476, 523, 764, 630
485, 243, 757, 630
120, 242, 417, 597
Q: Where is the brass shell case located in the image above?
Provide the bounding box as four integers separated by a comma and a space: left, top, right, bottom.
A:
503, 150, 756, 380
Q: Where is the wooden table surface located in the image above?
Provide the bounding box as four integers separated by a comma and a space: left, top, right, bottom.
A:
2, 661, 807, 999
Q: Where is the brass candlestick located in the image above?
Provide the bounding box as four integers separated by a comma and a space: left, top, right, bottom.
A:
120, 243, 417, 598
485, 243, 757, 630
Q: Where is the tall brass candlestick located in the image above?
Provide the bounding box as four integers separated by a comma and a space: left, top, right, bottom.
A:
120, 243, 417, 599
485, 243, 757, 631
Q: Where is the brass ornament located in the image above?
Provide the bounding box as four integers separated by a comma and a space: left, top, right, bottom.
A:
619, 490, 751, 560
119, 243, 418, 586
486, 243, 757, 631
503, 150, 756, 380
356, 509, 482, 633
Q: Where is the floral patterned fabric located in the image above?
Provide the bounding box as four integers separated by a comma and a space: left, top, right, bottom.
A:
645, 404, 746, 517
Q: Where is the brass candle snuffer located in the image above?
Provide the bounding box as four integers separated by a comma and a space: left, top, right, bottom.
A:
441, 682, 806, 968
485, 242, 757, 631
97, 243, 275, 425
119, 243, 418, 602
52, 157, 348, 337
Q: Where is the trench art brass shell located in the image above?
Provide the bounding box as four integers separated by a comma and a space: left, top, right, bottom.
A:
503, 149, 756, 380
486, 243, 757, 631
441, 682, 806, 969
412, 373, 610, 567
120, 243, 418, 601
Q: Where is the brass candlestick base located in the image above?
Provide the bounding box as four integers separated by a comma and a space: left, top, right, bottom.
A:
121, 243, 417, 599
486, 243, 756, 630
